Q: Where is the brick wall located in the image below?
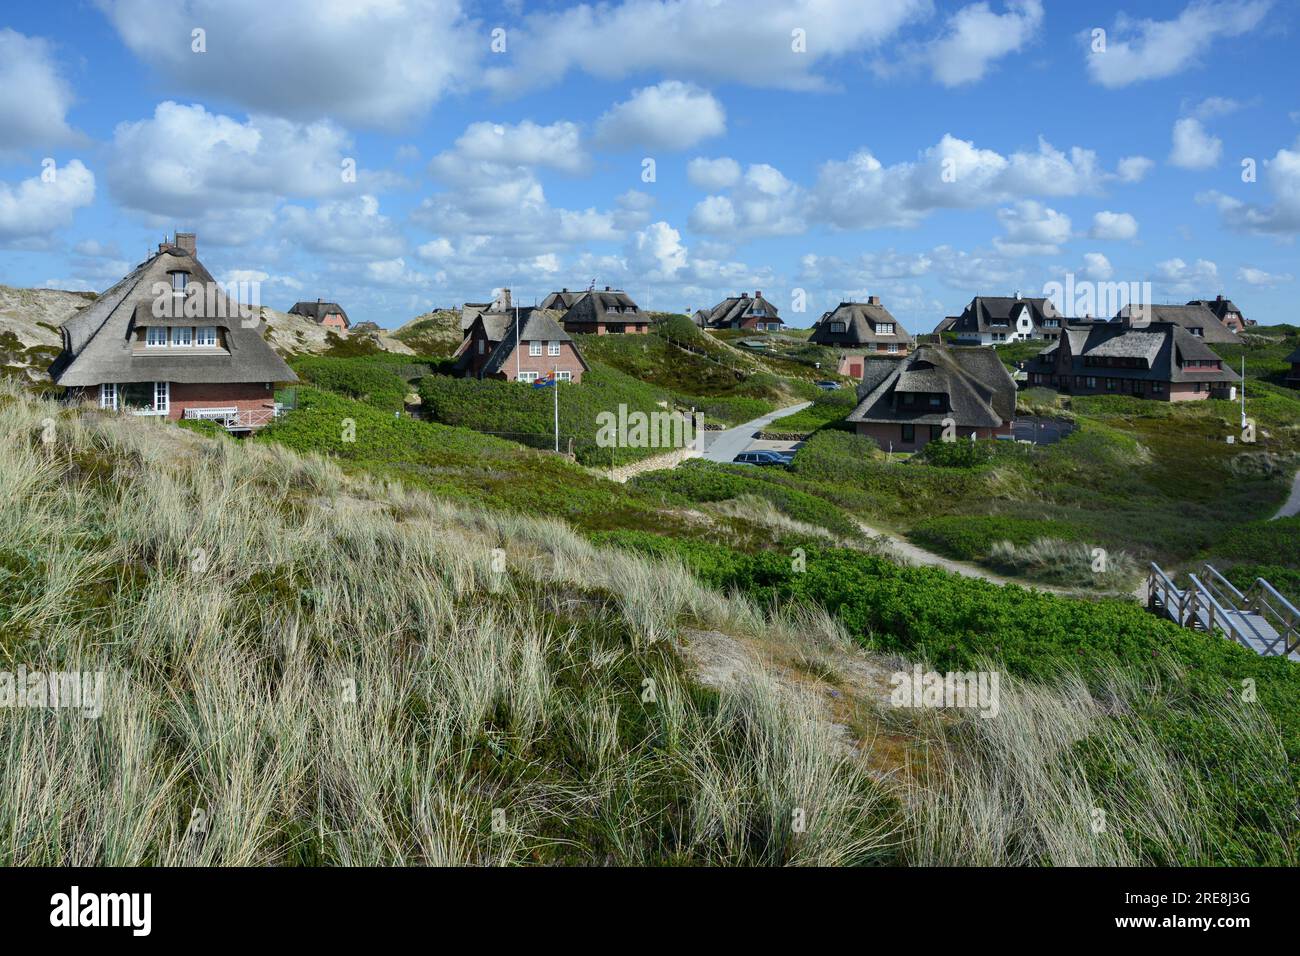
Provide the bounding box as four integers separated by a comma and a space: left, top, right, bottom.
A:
167, 381, 276, 420
490, 341, 587, 383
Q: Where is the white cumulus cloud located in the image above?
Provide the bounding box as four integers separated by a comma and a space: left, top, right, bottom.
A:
594, 82, 725, 152
1085, 1, 1272, 89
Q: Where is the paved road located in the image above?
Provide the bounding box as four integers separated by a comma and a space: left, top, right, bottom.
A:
703, 401, 811, 463
1273, 470, 1300, 520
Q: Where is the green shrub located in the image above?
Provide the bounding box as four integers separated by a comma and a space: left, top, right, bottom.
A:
290, 356, 410, 410
915, 439, 995, 468
418, 363, 683, 466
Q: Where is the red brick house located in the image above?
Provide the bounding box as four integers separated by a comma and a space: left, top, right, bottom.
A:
540, 287, 648, 334
1024, 320, 1239, 401
809, 297, 914, 378
289, 299, 350, 331
846, 346, 1016, 451
453, 307, 589, 383
49, 233, 297, 432
1188, 296, 1252, 332
693, 291, 784, 331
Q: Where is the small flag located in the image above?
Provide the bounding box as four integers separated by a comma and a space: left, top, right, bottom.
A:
532, 371, 557, 388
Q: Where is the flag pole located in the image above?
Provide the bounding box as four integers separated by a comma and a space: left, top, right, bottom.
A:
515, 302, 520, 381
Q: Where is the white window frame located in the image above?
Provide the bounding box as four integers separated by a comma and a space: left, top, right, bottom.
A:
557, 370, 572, 382
99, 383, 118, 410
196, 326, 218, 347
146, 327, 168, 347
547, 340, 561, 356
830, 322, 846, 334
171, 326, 193, 347
529, 340, 542, 357
877, 323, 894, 335
887, 343, 900, 354
517, 371, 538, 383
154, 381, 170, 414
171, 271, 188, 294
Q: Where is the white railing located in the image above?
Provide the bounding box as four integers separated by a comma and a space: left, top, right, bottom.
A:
182, 406, 277, 430
1147, 561, 1300, 657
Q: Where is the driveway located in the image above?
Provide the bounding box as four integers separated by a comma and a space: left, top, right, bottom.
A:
703, 401, 811, 463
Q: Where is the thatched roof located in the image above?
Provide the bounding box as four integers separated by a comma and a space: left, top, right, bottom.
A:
288, 299, 350, 328
1027, 321, 1239, 384
696, 292, 782, 328
847, 346, 1015, 429
480, 309, 587, 377
809, 300, 913, 347
49, 240, 296, 387
539, 287, 641, 326
1113, 303, 1238, 343
946, 295, 1061, 335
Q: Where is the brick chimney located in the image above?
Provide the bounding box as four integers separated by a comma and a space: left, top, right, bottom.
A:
175, 232, 196, 256
867, 295, 881, 306
755, 290, 762, 298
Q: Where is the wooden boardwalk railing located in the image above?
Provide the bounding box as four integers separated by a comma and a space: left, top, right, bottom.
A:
1147, 562, 1300, 659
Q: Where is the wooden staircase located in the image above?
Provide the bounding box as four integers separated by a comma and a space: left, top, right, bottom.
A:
1147, 562, 1300, 660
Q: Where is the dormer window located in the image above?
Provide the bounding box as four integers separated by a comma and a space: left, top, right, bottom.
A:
171, 326, 193, 347
146, 327, 168, 347
196, 326, 218, 347
877, 323, 894, 335
830, 322, 846, 333
170, 271, 188, 294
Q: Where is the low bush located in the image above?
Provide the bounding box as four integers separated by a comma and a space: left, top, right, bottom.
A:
909, 515, 1083, 561
290, 356, 410, 410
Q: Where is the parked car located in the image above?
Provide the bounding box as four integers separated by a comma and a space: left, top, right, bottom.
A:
732, 450, 793, 467
814, 380, 842, 390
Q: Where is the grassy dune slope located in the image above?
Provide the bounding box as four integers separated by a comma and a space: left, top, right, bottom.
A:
2, 383, 1294, 865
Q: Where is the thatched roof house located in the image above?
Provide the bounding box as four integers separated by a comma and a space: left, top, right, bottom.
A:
846, 346, 1016, 451
539, 287, 648, 334
694, 291, 783, 331
288, 299, 350, 330
453, 306, 589, 383
1025, 320, 1238, 400
49, 233, 296, 431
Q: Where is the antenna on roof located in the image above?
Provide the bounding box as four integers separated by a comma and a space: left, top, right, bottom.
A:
587, 277, 596, 292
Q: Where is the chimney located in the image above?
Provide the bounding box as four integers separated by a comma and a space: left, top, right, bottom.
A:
175, 232, 196, 256
741, 292, 749, 299
755, 290, 762, 298
561, 287, 568, 293
868, 295, 881, 306
605, 286, 611, 291
1216, 294, 1224, 302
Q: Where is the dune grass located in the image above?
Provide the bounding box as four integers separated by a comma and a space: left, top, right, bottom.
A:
2, 383, 1293, 866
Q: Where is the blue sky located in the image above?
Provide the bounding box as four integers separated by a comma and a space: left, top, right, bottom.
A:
0, 0, 1297, 330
